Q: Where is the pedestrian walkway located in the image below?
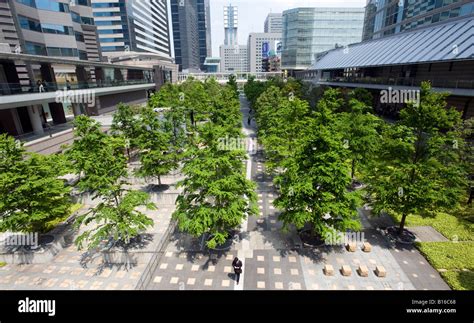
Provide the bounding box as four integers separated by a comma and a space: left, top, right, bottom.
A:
143, 95, 450, 290
0, 175, 179, 290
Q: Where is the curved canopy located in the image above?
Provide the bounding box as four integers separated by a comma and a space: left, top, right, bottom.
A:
311, 16, 474, 70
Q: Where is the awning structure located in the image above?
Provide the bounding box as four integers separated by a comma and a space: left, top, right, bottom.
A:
311, 16, 474, 70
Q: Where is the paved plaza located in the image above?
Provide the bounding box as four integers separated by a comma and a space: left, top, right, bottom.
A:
145, 96, 449, 291
0, 172, 179, 290
0, 96, 450, 291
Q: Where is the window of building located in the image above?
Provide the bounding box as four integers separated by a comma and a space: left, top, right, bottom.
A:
34, 0, 70, 12
25, 41, 47, 55
46, 46, 79, 57
42, 23, 73, 35
81, 17, 94, 25
16, 0, 36, 7
71, 12, 82, 23
18, 16, 41, 32
75, 31, 85, 42
79, 50, 88, 60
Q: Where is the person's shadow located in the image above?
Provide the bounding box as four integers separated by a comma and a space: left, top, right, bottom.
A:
227, 273, 237, 281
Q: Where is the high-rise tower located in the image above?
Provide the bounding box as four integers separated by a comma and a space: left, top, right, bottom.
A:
224, 4, 238, 46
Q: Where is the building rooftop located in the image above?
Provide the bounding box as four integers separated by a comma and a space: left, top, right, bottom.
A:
310, 16, 474, 70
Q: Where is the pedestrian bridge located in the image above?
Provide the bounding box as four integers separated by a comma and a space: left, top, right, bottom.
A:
177, 72, 283, 84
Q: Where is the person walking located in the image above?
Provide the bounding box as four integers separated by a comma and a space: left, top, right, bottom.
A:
39, 80, 47, 92
232, 257, 243, 285
36, 80, 43, 93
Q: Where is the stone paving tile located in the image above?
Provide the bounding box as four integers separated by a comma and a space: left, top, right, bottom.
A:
388, 243, 450, 290
244, 249, 306, 290
2, 99, 450, 292
147, 251, 235, 290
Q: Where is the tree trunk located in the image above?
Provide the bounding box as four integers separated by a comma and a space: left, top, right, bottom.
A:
399, 212, 407, 235
468, 187, 473, 205
158, 176, 161, 186
351, 159, 356, 180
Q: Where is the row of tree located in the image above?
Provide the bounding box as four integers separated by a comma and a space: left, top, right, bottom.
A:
1, 76, 258, 251
59, 77, 257, 249
245, 76, 471, 237
154, 78, 257, 248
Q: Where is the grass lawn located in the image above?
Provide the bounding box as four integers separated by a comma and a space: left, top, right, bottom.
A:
417, 242, 474, 290
390, 206, 473, 290
440, 271, 474, 291
42, 203, 83, 233
389, 208, 473, 242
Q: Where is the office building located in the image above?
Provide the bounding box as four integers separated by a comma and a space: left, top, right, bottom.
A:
298, 17, 474, 120
362, 0, 474, 41
220, 45, 248, 72
170, 0, 199, 71
171, 0, 212, 72
247, 33, 281, 72
281, 7, 364, 71
203, 57, 220, 73
92, 0, 171, 58
264, 13, 283, 33
0, 0, 101, 63
0, 0, 103, 95
0, 1, 176, 153
224, 4, 238, 46
197, 0, 212, 69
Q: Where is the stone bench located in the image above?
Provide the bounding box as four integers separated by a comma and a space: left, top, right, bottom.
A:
357, 265, 369, 277
362, 242, 372, 252
323, 264, 334, 276
341, 265, 352, 276
375, 265, 386, 277
346, 242, 357, 252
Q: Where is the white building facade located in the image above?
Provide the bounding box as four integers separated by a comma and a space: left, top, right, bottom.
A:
219, 45, 248, 72
247, 33, 281, 73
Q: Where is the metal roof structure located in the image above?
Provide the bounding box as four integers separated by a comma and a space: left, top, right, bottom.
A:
310, 16, 474, 70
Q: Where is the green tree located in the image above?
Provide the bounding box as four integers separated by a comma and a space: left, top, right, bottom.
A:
348, 88, 373, 107
173, 80, 257, 248
136, 107, 177, 186
148, 82, 189, 152
365, 82, 467, 235
75, 190, 155, 249
338, 98, 382, 181
260, 94, 311, 170
274, 120, 360, 238
244, 75, 266, 108
173, 126, 257, 249
180, 78, 210, 130
455, 118, 474, 205
111, 103, 140, 159
65, 115, 107, 181
227, 74, 238, 97
65, 116, 154, 249
0, 134, 71, 233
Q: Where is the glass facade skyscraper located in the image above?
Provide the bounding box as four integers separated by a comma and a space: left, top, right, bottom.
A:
281, 8, 364, 70
2, 0, 100, 61
92, 0, 171, 58
171, 0, 211, 72
362, 0, 474, 41
197, 0, 212, 69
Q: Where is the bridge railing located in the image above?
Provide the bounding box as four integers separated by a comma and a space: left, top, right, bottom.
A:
177, 72, 283, 83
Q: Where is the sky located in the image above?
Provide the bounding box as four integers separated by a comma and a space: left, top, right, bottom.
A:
209, 0, 367, 57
